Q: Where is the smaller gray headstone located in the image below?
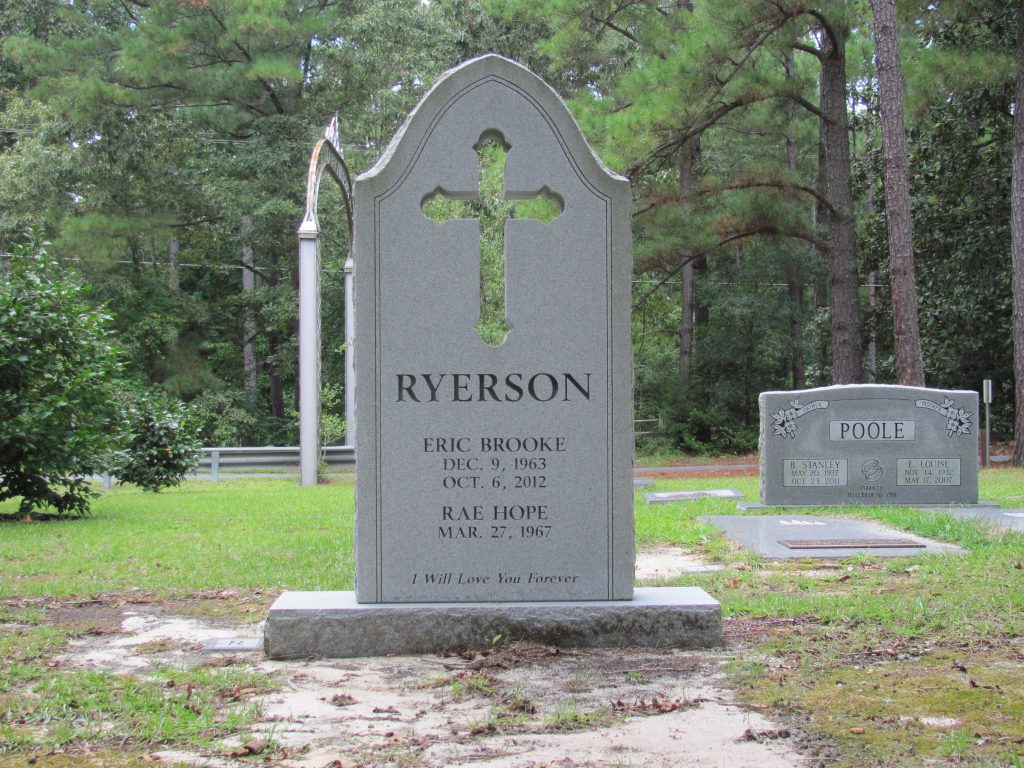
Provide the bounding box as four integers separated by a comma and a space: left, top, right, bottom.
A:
759, 385, 979, 506
633, 477, 655, 489
699, 514, 964, 558
645, 489, 744, 504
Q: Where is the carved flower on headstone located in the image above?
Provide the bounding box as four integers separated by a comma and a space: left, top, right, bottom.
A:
946, 406, 972, 437
770, 401, 800, 438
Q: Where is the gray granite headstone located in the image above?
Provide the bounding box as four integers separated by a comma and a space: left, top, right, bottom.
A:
354, 55, 634, 603
265, 55, 722, 657
759, 385, 979, 506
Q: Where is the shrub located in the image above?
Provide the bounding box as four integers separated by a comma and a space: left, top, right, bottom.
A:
0, 241, 122, 516
112, 393, 202, 492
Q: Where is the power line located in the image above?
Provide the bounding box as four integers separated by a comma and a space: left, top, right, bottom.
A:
0, 253, 348, 275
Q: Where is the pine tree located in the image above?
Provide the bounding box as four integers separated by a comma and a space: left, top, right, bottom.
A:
869, 0, 925, 385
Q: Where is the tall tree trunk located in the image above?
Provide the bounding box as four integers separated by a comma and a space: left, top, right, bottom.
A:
266, 241, 286, 422
266, 240, 286, 421
168, 235, 180, 292
241, 216, 259, 395
679, 260, 695, 392
866, 157, 879, 382
785, 51, 805, 390
870, 0, 925, 386
268, 331, 286, 421
1011, 5, 1024, 466
867, 270, 878, 380
814, 115, 830, 387
788, 260, 806, 389
677, 137, 700, 407
820, 20, 863, 384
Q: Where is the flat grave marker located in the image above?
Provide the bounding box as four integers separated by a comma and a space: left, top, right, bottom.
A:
699, 514, 964, 559
758, 385, 981, 507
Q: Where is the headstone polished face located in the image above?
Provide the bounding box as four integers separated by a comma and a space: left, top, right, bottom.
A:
759, 385, 980, 506
354, 55, 633, 603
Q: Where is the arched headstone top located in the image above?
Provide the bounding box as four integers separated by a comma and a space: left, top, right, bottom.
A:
357, 54, 628, 204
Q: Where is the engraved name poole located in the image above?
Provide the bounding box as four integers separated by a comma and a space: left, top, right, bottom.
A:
397, 372, 592, 403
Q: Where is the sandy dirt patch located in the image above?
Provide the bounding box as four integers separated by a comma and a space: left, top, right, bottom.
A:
635, 545, 725, 580
50, 599, 811, 768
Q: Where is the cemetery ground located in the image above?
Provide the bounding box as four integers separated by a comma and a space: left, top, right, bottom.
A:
1, 469, 1023, 768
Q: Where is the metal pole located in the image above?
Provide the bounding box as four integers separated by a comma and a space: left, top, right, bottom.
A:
983, 379, 993, 469
344, 255, 356, 446
298, 227, 321, 486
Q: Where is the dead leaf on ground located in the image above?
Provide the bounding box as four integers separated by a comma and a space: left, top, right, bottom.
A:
228, 738, 267, 757
462, 641, 560, 670
740, 728, 793, 742
612, 696, 706, 715
470, 721, 497, 735
969, 679, 1003, 693
328, 693, 356, 707
501, 691, 537, 714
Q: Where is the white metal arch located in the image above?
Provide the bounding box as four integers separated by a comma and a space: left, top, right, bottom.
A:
298, 115, 354, 486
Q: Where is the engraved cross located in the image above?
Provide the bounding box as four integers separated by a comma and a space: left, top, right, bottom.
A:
422, 131, 563, 346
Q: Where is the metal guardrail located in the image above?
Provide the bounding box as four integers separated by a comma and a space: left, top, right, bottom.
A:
634, 417, 663, 437
198, 445, 355, 478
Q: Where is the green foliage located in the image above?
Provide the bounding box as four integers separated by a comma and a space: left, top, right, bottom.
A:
0, 239, 122, 516
188, 388, 268, 447
0, 0, 1019, 451
112, 392, 202, 492
858, 2, 1017, 435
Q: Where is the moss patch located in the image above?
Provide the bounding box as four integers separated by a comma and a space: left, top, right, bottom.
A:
735, 647, 1024, 768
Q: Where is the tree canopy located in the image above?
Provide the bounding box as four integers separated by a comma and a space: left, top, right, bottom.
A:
1, 0, 1020, 455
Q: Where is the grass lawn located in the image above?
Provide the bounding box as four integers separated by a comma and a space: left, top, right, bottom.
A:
1, 467, 1023, 767
0, 478, 355, 600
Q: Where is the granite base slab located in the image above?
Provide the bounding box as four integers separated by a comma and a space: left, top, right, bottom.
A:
264, 587, 722, 659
